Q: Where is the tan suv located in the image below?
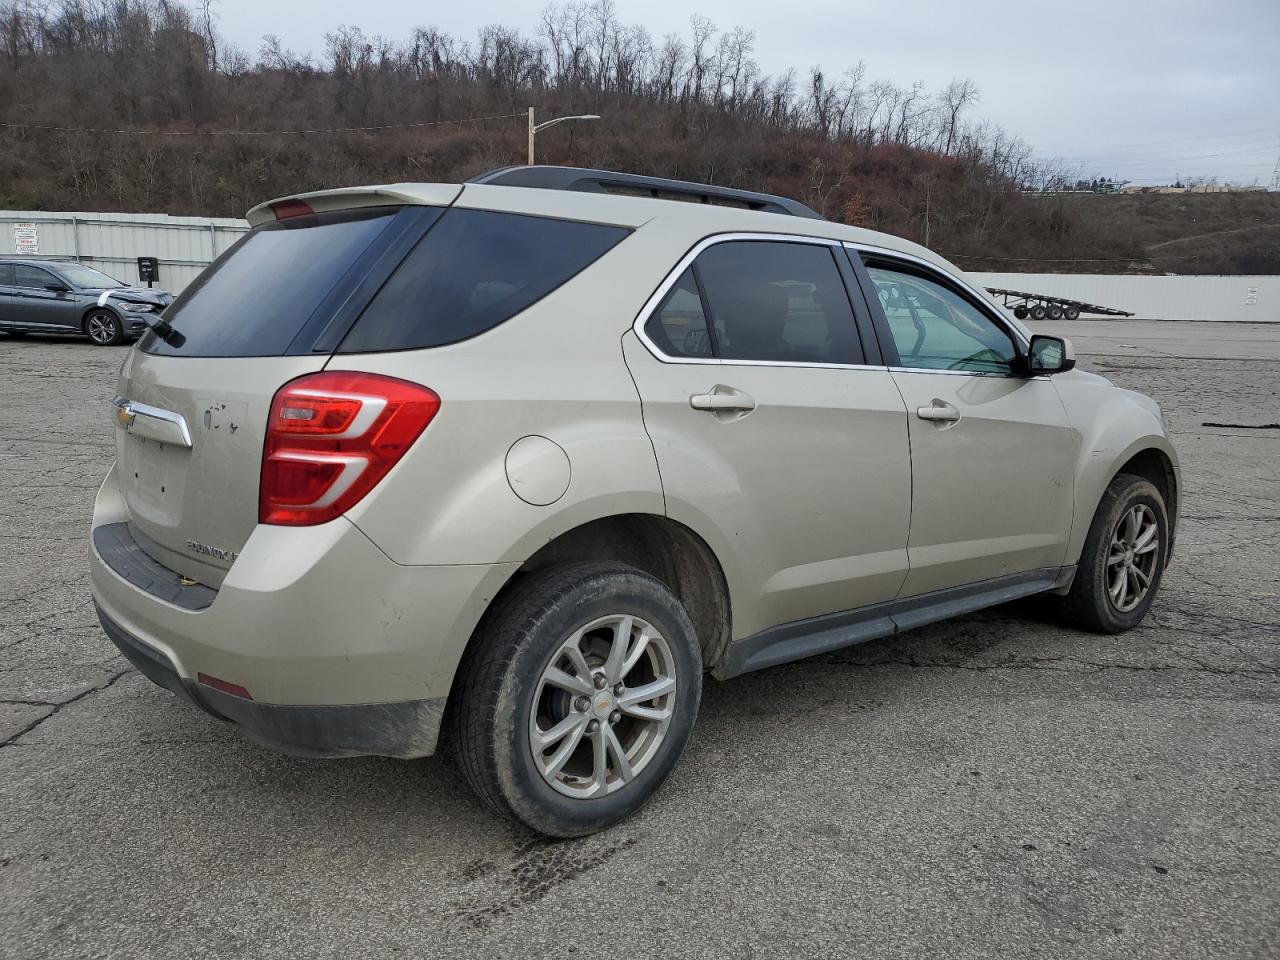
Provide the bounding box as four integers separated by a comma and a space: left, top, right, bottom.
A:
89, 166, 1180, 836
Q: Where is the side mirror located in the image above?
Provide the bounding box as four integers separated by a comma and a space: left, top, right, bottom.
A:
44, 282, 70, 293
1027, 334, 1076, 375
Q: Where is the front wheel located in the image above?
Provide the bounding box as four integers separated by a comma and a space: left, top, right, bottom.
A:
450, 562, 702, 837
84, 310, 124, 346
1059, 472, 1169, 633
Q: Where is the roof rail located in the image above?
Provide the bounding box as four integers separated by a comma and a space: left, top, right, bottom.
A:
467, 165, 825, 220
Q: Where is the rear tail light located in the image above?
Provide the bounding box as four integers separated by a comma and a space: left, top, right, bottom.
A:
260, 372, 440, 526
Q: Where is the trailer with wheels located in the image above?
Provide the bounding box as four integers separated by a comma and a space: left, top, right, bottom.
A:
985, 287, 1134, 322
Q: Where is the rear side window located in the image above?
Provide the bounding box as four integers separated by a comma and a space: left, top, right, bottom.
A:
0, 264, 13, 285
144, 208, 401, 357
693, 241, 864, 365
645, 268, 712, 359
337, 209, 629, 353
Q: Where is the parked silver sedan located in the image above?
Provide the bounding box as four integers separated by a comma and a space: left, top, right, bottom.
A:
0, 258, 171, 345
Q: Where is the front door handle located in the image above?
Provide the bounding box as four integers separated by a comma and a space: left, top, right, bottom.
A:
690, 385, 756, 417
916, 399, 961, 423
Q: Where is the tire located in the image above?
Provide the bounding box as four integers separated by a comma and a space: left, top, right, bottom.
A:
1013, 306, 1029, 320
84, 309, 124, 346
1059, 473, 1169, 633
450, 561, 702, 837
1046, 304, 1064, 320
1064, 306, 1081, 321
1029, 304, 1048, 321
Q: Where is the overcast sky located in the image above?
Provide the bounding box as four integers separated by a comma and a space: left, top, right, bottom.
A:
211, 0, 1280, 186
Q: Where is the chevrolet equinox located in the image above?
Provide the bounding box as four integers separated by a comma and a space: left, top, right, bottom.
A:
90, 166, 1180, 836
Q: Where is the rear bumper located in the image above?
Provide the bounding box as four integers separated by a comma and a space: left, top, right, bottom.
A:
89, 462, 519, 759
96, 603, 445, 758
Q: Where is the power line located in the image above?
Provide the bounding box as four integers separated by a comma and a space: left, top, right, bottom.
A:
0, 113, 525, 137
1031, 125, 1280, 154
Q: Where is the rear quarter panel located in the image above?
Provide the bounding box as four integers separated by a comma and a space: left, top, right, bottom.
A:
336, 219, 690, 567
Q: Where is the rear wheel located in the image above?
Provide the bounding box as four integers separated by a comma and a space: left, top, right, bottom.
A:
84, 309, 124, 346
1059, 473, 1168, 633
1064, 306, 1081, 321
1029, 304, 1048, 321
1046, 304, 1064, 320
450, 562, 702, 837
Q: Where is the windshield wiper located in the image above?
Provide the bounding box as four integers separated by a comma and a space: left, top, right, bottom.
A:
96, 291, 185, 348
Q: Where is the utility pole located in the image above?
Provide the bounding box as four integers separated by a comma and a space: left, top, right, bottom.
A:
526, 108, 601, 165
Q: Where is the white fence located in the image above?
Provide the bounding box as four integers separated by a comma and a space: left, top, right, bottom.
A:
1, 210, 248, 293
970, 272, 1279, 324
3, 209, 1277, 322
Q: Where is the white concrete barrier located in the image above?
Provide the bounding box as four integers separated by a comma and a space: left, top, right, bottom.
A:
4, 209, 1276, 321
970, 272, 1278, 323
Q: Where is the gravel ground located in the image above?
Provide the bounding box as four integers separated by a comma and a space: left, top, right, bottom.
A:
1, 320, 1277, 959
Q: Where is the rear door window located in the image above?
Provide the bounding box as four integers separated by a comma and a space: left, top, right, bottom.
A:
13, 265, 56, 289
0, 264, 13, 285
143, 207, 403, 357
692, 241, 864, 365
337, 209, 628, 353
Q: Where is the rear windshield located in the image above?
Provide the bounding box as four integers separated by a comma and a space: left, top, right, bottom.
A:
336, 208, 629, 353
142, 208, 399, 357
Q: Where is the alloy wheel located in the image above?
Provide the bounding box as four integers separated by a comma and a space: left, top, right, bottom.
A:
86, 312, 119, 344
1106, 503, 1160, 612
528, 614, 677, 799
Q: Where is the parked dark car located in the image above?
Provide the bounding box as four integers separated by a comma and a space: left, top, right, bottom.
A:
0, 258, 172, 345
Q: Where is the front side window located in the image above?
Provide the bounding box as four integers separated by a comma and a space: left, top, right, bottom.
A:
865, 263, 1018, 374
692, 240, 863, 365
13, 265, 57, 289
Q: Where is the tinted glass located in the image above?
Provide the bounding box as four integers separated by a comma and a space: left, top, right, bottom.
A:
693, 241, 863, 364
865, 264, 1017, 373
0, 264, 13, 285
13, 265, 57, 289
144, 208, 399, 357
645, 268, 712, 358
338, 209, 629, 353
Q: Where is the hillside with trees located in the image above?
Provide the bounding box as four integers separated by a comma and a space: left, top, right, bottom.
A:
1, 0, 1276, 274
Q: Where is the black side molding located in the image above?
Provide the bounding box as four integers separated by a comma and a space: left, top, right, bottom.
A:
467, 165, 826, 220
716, 566, 1075, 678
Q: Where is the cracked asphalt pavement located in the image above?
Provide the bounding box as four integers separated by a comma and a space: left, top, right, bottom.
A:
2, 320, 1278, 958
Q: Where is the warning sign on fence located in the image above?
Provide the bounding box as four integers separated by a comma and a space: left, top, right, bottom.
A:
12, 222, 39, 254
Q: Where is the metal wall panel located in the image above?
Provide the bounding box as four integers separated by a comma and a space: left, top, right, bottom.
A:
1, 210, 249, 294
970, 272, 1279, 323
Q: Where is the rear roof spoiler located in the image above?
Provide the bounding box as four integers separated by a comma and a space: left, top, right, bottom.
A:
468, 165, 825, 220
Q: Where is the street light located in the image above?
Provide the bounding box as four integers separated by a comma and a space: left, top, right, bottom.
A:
527, 108, 600, 165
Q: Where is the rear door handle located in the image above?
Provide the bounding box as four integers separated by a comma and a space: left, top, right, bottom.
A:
690, 386, 756, 415
916, 400, 961, 423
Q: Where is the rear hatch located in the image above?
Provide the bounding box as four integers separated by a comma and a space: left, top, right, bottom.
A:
110, 182, 632, 587
112, 188, 456, 588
